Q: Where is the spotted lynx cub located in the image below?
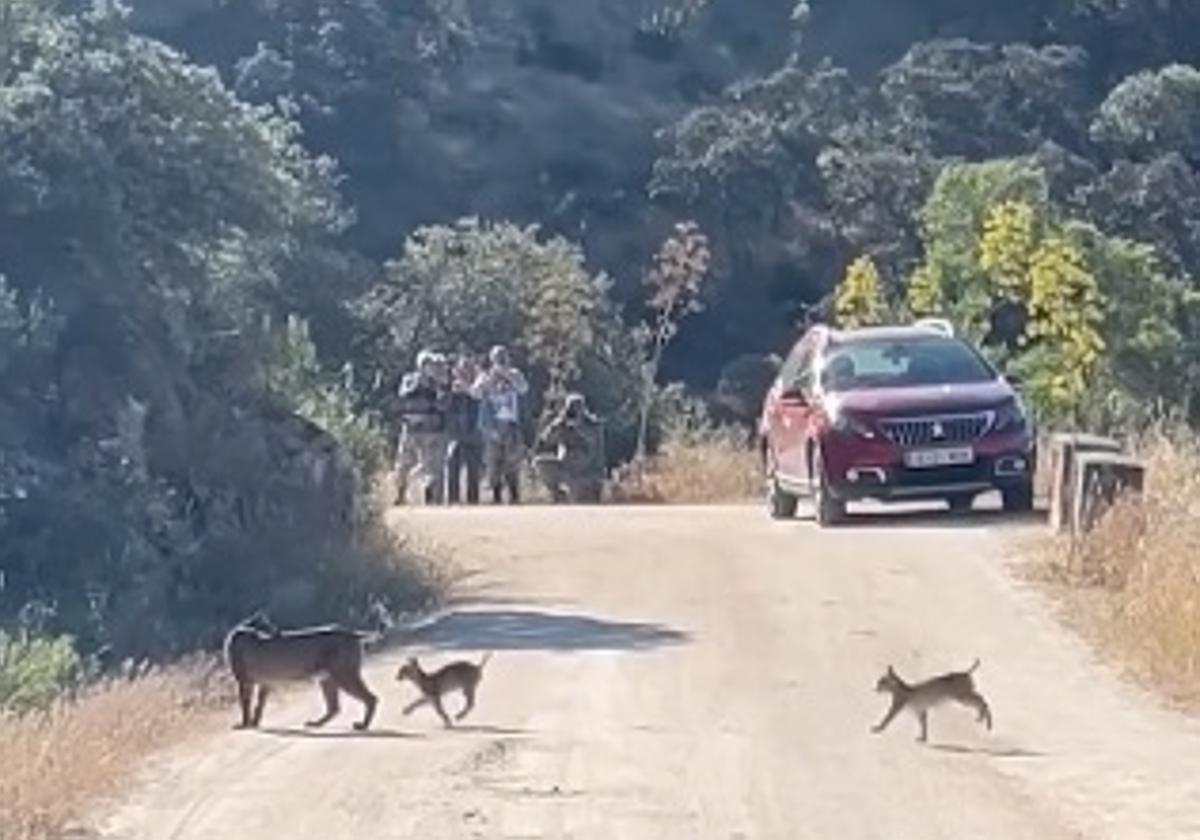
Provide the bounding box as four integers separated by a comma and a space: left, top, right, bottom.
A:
396, 654, 492, 728
872, 659, 992, 742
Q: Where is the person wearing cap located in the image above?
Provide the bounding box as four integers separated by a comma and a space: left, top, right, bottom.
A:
471, 344, 529, 504
394, 349, 450, 505
534, 392, 605, 504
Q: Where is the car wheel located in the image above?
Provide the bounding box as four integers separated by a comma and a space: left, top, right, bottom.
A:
764, 448, 798, 520
946, 492, 976, 513
1002, 481, 1034, 513
811, 448, 847, 527
768, 478, 799, 520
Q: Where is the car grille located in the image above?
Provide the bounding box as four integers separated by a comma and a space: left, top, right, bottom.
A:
879, 412, 993, 447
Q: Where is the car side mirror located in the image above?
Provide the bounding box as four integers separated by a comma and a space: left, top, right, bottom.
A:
1004, 371, 1024, 389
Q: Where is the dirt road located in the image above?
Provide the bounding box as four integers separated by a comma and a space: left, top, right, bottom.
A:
97, 505, 1200, 840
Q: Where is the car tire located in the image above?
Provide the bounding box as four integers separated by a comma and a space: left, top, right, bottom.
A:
1002, 481, 1035, 514
811, 448, 847, 527
946, 492, 976, 513
768, 478, 799, 520
764, 448, 798, 520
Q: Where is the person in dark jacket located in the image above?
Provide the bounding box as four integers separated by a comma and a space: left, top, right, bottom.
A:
394, 350, 449, 505
534, 392, 605, 503
444, 353, 484, 505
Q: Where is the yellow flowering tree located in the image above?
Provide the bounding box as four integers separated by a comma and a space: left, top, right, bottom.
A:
906, 159, 1198, 427
979, 200, 1036, 302
835, 255, 888, 327
905, 262, 944, 318
911, 199, 1113, 420
1024, 236, 1106, 416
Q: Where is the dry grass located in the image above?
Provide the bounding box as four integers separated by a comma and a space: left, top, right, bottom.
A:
610, 434, 760, 504
0, 657, 232, 840
0, 482, 450, 840
1038, 431, 1200, 708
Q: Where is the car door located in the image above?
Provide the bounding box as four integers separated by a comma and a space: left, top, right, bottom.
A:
791, 341, 822, 486
768, 335, 816, 484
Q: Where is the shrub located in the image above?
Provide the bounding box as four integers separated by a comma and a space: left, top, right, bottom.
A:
258, 313, 389, 477
611, 387, 759, 504
1044, 431, 1200, 705
0, 633, 83, 715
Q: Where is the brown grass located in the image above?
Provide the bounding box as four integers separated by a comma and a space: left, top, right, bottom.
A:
0, 482, 450, 840
610, 433, 760, 504
1037, 431, 1200, 708
0, 657, 233, 840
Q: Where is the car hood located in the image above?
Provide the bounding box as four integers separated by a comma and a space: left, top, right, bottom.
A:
828, 379, 1015, 416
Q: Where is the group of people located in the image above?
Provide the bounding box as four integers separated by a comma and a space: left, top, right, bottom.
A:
393, 344, 605, 506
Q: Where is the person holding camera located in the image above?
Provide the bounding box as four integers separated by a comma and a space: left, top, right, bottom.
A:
471, 345, 529, 504
445, 352, 484, 505
534, 392, 605, 504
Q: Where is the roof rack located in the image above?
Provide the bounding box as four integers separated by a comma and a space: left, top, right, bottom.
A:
913, 317, 955, 338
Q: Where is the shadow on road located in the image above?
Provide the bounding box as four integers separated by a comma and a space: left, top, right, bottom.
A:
831, 506, 1048, 531
257, 727, 423, 740
447, 724, 531, 737
928, 742, 1045, 759
404, 608, 690, 653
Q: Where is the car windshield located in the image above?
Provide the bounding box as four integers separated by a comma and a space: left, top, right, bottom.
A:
820, 336, 995, 392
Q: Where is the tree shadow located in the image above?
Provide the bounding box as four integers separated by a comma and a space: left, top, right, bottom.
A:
927, 742, 1045, 759
402, 608, 690, 653
257, 726, 423, 740
828, 505, 1048, 532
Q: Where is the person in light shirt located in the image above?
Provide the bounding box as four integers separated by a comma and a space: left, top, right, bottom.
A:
472, 344, 529, 504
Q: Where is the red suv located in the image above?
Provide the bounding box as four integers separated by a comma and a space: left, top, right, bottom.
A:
758, 321, 1035, 525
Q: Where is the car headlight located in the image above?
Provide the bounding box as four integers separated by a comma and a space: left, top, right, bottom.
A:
831, 410, 877, 440
992, 399, 1028, 433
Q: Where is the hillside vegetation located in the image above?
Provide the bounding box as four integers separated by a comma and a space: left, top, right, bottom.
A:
3, 0, 1200, 678
136, 0, 1200, 419
4, 1, 1200, 835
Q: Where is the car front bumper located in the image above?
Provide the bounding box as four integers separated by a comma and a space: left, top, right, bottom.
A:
822, 430, 1035, 502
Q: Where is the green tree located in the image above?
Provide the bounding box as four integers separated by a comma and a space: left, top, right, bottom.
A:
0, 1, 424, 662
915, 187, 1108, 420
1092, 64, 1200, 162
357, 218, 641, 442
914, 159, 1049, 344
911, 159, 1196, 424
1075, 153, 1200, 279
1066, 222, 1200, 424
0, 630, 82, 714
882, 40, 1091, 159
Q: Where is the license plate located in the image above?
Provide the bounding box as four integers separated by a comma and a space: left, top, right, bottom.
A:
904, 447, 975, 469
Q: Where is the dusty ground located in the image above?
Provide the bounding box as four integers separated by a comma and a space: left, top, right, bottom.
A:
95, 503, 1200, 840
